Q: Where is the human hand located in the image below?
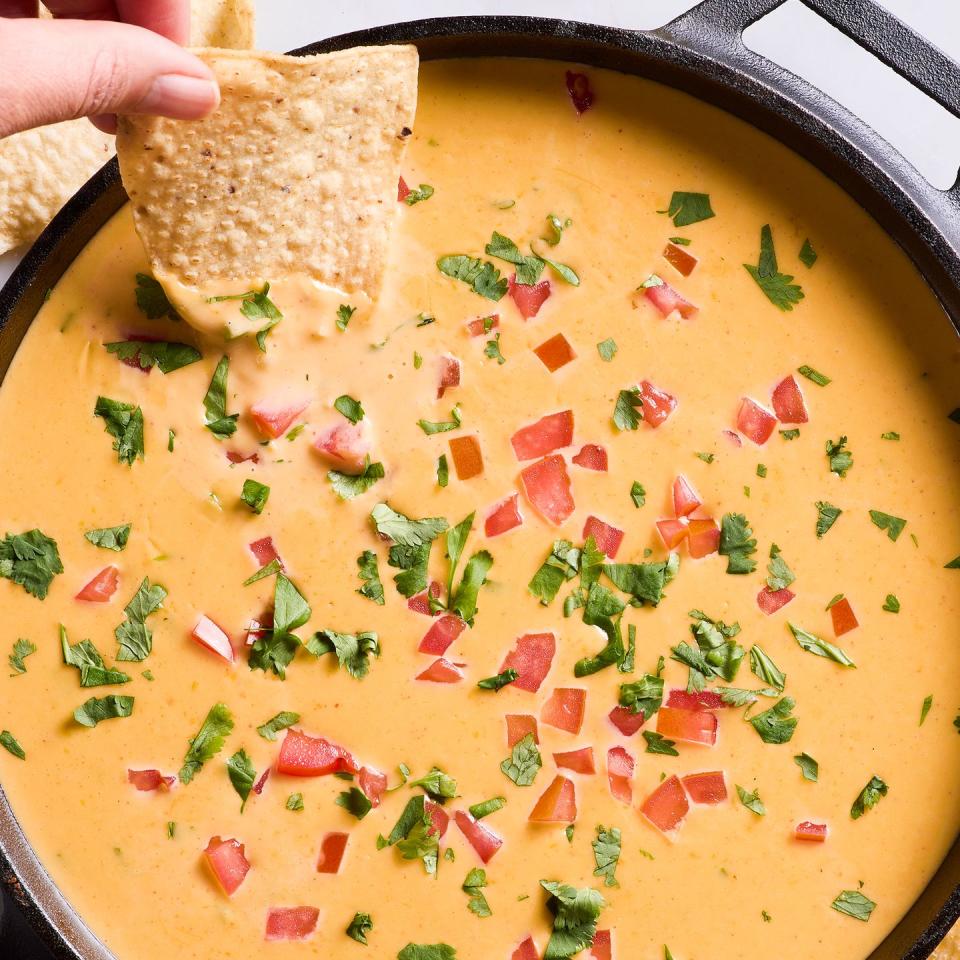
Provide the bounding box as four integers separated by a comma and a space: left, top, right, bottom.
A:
0, 1, 220, 139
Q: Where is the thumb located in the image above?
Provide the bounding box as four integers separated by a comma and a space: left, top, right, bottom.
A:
0, 17, 219, 138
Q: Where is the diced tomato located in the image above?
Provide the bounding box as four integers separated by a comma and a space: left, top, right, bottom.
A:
313, 420, 370, 475
608, 705, 645, 737
449, 435, 484, 480
663, 241, 698, 277
127, 769, 175, 791
190, 614, 234, 663
772, 375, 809, 424
248, 536, 281, 568
512, 937, 539, 960
757, 587, 795, 614
500, 633, 555, 693
276, 729, 359, 777
656, 518, 688, 550
657, 706, 718, 746
667, 689, 726, 711
640, 775, 689, 834
721, 428, 743, 448
533, 333, 576, 372
582, 516, 624, 559
831, 597, 859, 636
673, 475, 701, 517
316, 832, 349, 873
204, 837, 250, 896
642, 279, 698, 319
553, 746, 596, 774
519, 455, 575, 525
265, 906, 319, 942
571, 444, 608, 472
397, 176, 410, 202
245, 612, 272, 647
437, 355, 461, 398
607, 746, 634, 804
408, 580, 441, 616
426, 800, 450, 839
419, 614, 466, 655
591, 930, 612, 960
736, 397, 777, 445
508, 275, 551, 319
510, 410, 575, 461
454, 810, 503, 863
252, 769, 270, 795
226, 449, 259, 464
359, 766, 387, 807
467, 314, 499, 337
75, 565, 119, 602
682, 771, 728, 804
565, 70, 594, 114
687, 518, 720, 558
485, 494, 523, 537
506, 714, 539, 746
416, 658, 466, 683
541, 688, 587, 735
250, 397, 309, 440
638, 380, 677, 428
795, 820, 828, 842
528, 774, 577, 823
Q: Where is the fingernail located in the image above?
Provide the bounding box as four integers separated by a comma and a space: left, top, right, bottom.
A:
137, 75, 220, 119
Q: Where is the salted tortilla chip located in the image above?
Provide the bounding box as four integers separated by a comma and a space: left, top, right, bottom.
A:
115, 45, 418, 309
933, 926, 960, 960
191, 0, 255, 48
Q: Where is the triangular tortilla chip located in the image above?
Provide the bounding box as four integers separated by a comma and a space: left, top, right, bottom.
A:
116, 45, 418, 311
191, 0, 254, 49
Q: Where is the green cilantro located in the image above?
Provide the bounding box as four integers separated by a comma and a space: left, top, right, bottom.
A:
882, 594, 900, 613
920, 695, 933, 726
832, 890, 876, 922
500, 733, 542, 786
336, 786, 373, 820
695, 450, 716, 463
629, 481, 646, 508
226, 748, 256, 811
485, 232, 545, 285
528, 539, 580, 605
418, 406, 462, 435
385, 795, 440, 874
477, 668, 518, 692
766, 544, 795, 591
613, 387, 642, 431
794, 752, 819, 781
851, 775, 888, 819
749, 696, 798, 744
719, 513, 757, 574
0, 731, 26, 759
206, 283, 282, 336
73, 694, 134, 728
663, 191, 715, 227
946, 556, 960, 569
305, 629, 380, 680
757, 463, 768, 478
357, 550, 385, 605
113, 577, 166, 662
335, 395, 364, 424
8, 638, 36, 676
869, 510, 907, 542
94, 396, 144, 464
619, 673, 664, 719
597, 338, 617, 362
437, 454, 449, 488
404, 183, 435, 205
463, 867, 492, 917
779, 429, 800, 441
202, 356, 239, 439
484, 332, 506, 364
592, 826, 621, 887
881, 431, 900, 441
248, 573, 310, 678
816, 501, 842, 537
240, 478, 270, 514
84, 524, 131, 552
437, 255, 508, 301
789, 623, 855, 666
134, 273, 175, 319
61, 625, 130, 687
798, 364, 831, 386
167, 429, 175, 452
328, 459, 385, 500
468, 797, 506, 820
750, 645, 786, 692
799, 238, 818, 267
256, 711, 300, 741
736, 784, 766, 815
166, 821, 176, 838
643, 731, 679, 756
826, 436, 853, 477
179, 703, 234, 784
286, 792, 304, 812
336, 304, 356, 331
543, 213, 573, 245
346, 912, 373, 944
105, 340, 200, 373
539, 880, 605, 960
243, 558, 281, 586
397, 945, 456, 960
744, 223, 804, 310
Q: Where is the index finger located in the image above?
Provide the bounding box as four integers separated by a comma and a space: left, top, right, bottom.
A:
43, 0, 190, 44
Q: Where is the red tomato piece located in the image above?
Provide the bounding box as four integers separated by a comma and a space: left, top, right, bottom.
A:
250, 397, 309, 440
656, 518, 688, 550
359, 766, 387, 807
485, 494, 523, 537
510, 410, 575, 461
528, 774, 577, 823
831, 597, 859, 636
252, 769, 270, 795
245, 612, 272, 647
127, 769, 175, 792
277, 729, 359, 777
519, 455, 575, 525
643, 279, 698, 319
736, 397, 777, 445
408, 580, 441, 616
565, 70, 594, 114
571, 443, 608, 472
657, 706, 718, 746
641, 775, 690, 834
226, 449, 259, 464
248, 535, 281, 568
607, 746, 635, 805
419, 614, 466, 655
757, 587, 795, 614
500, 633, 555, 693
454, 810, 504, 863
313, 421, 370, 475
687, 518, 720, 558
397, 176, 410, 201
533, 333, 576, 372
466, 314, 499, 337
591, 930, 612, 960
426, 800, 450, 839
508, 275, 551, 319
608, 705, 645, 737
506, 714, 539, 746
204, 837, 250, 896
772, 375, 809, 424
582, 515, 624, 559
190, 614, 234, 663
449, 435, 484, 480
437, 355, 461, 398
541, 688, 587, 735
663, 241, 698, 277
672, 474, 702, 517
416, 658, 466, 683
265, 906, 319, 942
75, 565, 119, 603
795, 820, 828, 842
553, 746, 596, 774
316, 832, 349, 874
638, 380, 677, 427
682, 770, 728, 804
666, 689, 726, 711
512, 937, 540, 960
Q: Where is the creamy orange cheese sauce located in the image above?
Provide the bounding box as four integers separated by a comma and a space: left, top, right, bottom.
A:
1, 59, 960, 960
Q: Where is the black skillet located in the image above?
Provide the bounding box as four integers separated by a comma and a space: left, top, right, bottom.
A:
1, 1, 958, 957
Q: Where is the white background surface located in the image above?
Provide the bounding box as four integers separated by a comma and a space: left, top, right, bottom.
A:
2, 0, 960, 287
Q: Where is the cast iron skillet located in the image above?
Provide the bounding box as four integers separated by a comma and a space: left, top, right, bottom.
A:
1, 0, 959, 957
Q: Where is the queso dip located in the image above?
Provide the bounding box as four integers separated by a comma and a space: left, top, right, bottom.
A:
0, 58, 959, 960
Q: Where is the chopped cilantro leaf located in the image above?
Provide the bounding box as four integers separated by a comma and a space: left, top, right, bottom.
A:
485, 231, 545, 285
336, 304, 356, 331
397, 945, 456, 960
249, 573, 310, 678
826, 436, 853, 477
851, 775, 888, 819
74, 694, 134, 728
418, 407, 462, 435
305, 629, 380, 680
749, 696, 798, 744
202, 356, 239, 439
529, 539, 580, 606
105, 339, 200, 373
134, 273, 175, 319
404, 183, 434, 205
613, 387, 642, 431
286, 792, 304, 812
882, 594, 900, 613
629, 481, 646, 508
463, 867, 492, 917
832, 890, 876, 922
346, 912, 373, 944
794, 752, 819, 781
477, 668, 517, 691
766, 544, 795, 591
0, 529, 62, 599
179, 703, 234, 784
437, 453, 449, 488
539, 880, 605, 960
750, 645, 786, 692
84, 524, 131, 552
543, 213, 572, 246
664, 191, 715, 227
643, 731, 678, 756
736, 784, 766, 815
719, 512, 757, 574
93, 396, 145, 465
240, 478, 270, 514
437, 255, 508, 301
113, 577, 166, 662
61, 625, 130, 687
619, 673, 663, 719
869, 510, 907, 542
256, 711, 299, 741
334, 395, 364, 424
226, 748, 256, 811
779, 429, 799, 441
206, 282, 282, 328
484, 332, 506, 364
0, 730, 26, 759
8, 637, 35, 676
799, 238, 818, 267
328, 459, 385, 500
357, 550, 385, 605
597, 338, 617, 362
744, 224, 804, 311
336, 786, 373, 820
816, 501, 842, 538
592, 826, 621, 887
920, 695, 933, 726
468, 797, 506, 820
798, 364, 831, 386
500, 733, 541, 786
881, 431, 900, 441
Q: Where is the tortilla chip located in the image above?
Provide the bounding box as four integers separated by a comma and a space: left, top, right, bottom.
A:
933, 926, 960, 960
115, 45, 418, 301
191, 0, 255, 48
